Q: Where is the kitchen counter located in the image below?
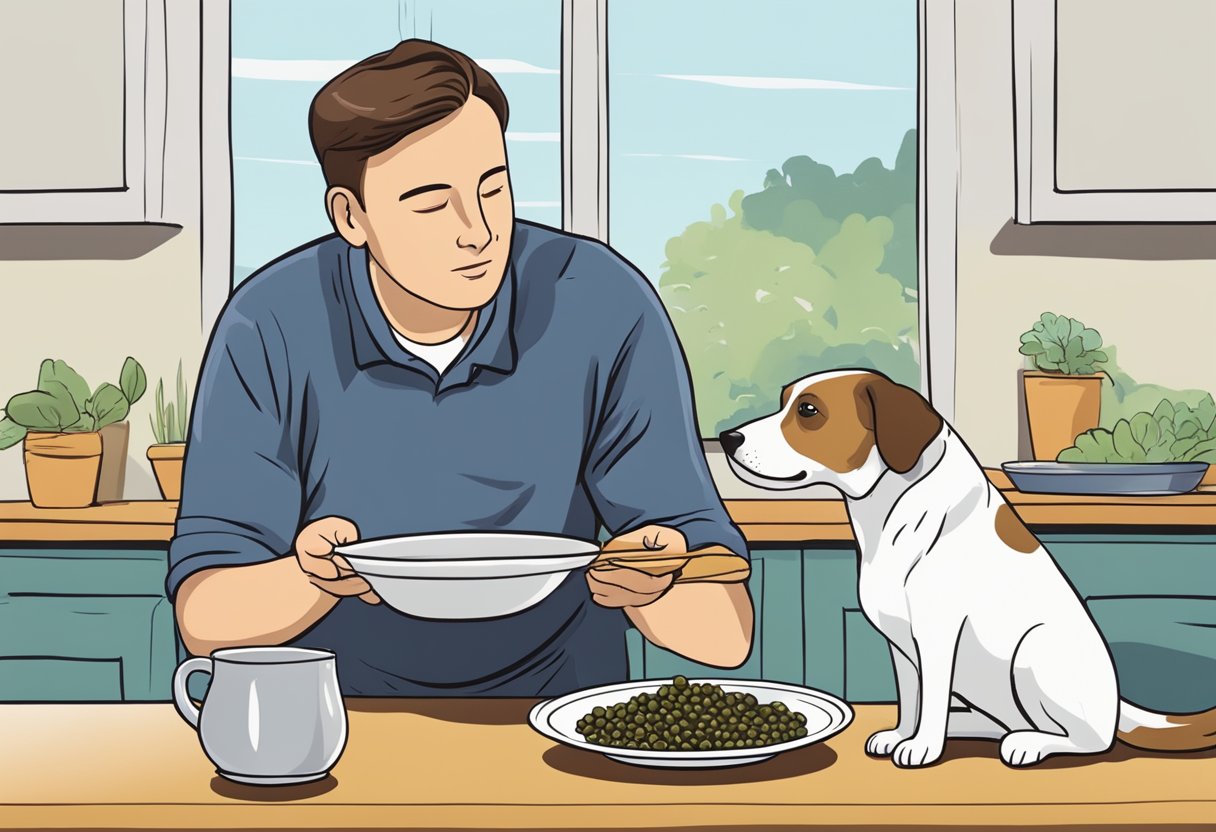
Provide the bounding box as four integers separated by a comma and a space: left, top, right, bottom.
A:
2, 470, 1216, 544
3, 698, 1214, 830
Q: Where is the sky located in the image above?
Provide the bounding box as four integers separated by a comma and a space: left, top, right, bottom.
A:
230, 0, 915, 284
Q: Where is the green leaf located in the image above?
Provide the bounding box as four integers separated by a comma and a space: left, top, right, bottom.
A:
38, 359, 90, 410
120, 357, 147, 405
90, 383, 129, 429
1070, 430, 1107, 462
1065, 336, 1084, 361
1088, 349, 1108, 365
6, 385, 80, 431
1045, 344, 1066, 364
175, 360, 188, 441
1094, 429, 1117, 456
1152, 399, 1175, 423
1112, 419, 1143, 460
164, 403, 177, 443
1173, 435, 1202, 457
1188, 437, 1216, 460
0, 417, 28, 450
1130, 411, 1159, 448
1192, 449, 1216, 464
1079, 326, 1102, 351
1198, 394, 1216, 431
1146, 444, 1173, 463
1018, 342, 1046, 356
1057, 446, 1084, 462
65, 412, 97, 433
153, 378, 165, 444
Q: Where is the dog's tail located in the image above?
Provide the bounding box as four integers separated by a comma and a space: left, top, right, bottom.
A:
1117, 700, 1216, 752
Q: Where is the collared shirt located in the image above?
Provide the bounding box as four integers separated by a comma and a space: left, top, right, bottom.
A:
167, 221, 748, 696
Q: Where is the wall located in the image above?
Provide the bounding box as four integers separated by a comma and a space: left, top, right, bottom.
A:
0, 1, 207, 500
951, 0, 1216, 465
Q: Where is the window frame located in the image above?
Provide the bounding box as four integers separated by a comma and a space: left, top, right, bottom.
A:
1013, 0, 1216, 223
0, 0, 167, 224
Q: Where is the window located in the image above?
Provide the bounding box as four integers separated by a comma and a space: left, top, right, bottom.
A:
0, 0, 168, 223
231, 0, 560, 285
1014, 0, 1216, 222
609, 0, 919, 436
227, 0, 923, 437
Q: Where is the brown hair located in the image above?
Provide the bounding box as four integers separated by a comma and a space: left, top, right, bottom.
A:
309, 39, 509, 202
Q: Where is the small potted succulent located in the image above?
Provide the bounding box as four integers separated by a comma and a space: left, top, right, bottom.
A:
147, 360, 190, 501
1018, 313, 1108, 461
0, 358, 146, 508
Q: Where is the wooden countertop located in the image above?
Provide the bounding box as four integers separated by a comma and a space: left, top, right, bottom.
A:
3, 699, 1214, 830
2, 470, 1216, 544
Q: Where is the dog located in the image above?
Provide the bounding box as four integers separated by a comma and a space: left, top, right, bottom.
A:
719, 368, 1216, 767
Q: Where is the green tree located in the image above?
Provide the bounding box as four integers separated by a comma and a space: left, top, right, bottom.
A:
741, 129, 918, 291
660, 187, 917, 435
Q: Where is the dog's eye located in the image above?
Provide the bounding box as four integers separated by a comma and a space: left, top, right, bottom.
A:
797, 402, 818, 418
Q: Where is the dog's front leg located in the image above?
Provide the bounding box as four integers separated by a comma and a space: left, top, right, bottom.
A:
866, 645, 919, 756
892, 620, 962, 768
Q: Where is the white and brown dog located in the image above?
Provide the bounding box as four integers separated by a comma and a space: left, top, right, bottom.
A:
720, 368, 1216, 767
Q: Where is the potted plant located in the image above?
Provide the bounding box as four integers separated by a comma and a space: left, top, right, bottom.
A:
147, 360, 190, 501
1018, 313, 1109, 461
0, 358, 146, 508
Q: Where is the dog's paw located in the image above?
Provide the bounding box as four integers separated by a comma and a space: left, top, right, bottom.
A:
1000, 732, 1052, 767
892, 735, 944, 768
866, 729, 912, 757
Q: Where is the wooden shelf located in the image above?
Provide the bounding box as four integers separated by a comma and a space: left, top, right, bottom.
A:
2, 469, 1215, 545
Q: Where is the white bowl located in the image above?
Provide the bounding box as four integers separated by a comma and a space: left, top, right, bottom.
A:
529, 679, 853, 768
334, 532, 601, 620
344, 552, 598, 580
336, 531, 601, 562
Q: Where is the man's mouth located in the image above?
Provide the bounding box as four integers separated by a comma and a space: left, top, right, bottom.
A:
453, 259, 492, 279
725, 455, 807, 483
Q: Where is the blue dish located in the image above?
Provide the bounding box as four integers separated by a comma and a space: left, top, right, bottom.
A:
1001, 461, 1209, 496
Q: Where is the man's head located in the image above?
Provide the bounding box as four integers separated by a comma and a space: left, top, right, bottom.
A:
718, 370, 944, 499
310, 40, 512, 311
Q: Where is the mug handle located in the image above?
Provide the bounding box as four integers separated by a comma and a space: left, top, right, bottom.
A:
172, 656, 213, 729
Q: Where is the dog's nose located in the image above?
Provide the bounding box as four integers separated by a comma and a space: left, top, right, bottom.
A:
719, 430, 745, 456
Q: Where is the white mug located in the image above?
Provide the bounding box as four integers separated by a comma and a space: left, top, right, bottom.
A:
172, 646, 348, 785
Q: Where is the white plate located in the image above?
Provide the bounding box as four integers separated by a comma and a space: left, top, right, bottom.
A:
528, 678, 852, 768
335, 531, 601, 562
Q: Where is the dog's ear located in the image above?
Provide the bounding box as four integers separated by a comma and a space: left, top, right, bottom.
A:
862, 375, 943, 474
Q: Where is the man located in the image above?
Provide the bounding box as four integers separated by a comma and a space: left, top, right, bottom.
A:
169, 39, 752, 696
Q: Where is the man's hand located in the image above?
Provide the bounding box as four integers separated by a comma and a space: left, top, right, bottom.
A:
295, 516, 381, 604
586, 524, 685, 608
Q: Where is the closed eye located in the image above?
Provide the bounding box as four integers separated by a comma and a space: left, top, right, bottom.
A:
481, 186, 504, 199
414, 201, 448, 214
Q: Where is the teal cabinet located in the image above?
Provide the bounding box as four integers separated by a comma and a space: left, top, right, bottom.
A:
5, 533, 1216, 708
0, 546, 176, 701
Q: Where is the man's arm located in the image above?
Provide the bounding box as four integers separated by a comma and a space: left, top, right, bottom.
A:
169, 310, 374, 656
583, 280, 754, 667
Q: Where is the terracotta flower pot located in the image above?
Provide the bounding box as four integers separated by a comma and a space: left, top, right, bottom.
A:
147, 443, 186, 501
96, 421, 130, 503
23, 431, 103, 508
1023, 370, 1105, 461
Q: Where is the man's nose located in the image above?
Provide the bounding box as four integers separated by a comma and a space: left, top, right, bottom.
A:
719, 430, 745, 456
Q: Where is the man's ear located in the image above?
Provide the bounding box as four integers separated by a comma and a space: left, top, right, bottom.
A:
327, 187, 368, 247
863, 374, 943, 474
